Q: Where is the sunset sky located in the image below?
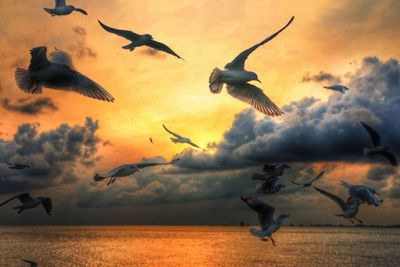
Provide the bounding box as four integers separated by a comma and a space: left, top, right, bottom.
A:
0, 0, 400, 225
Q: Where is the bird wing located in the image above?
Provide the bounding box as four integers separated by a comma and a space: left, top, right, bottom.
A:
313, 187, 346, 212
162, 124, 183, 138
55, 0, 65, 7
187, 141, 201, 149
21, 259, 38, 267
381, 151, 398, 166
0, 193, 32, 206
262, 163, 279, 172
106, 164, 130, 176
42, 198, 52, 215
67, 70, 114, 102
98, 20, 141, 40
146, 40, 183, 59
360, 121, 381, 147
49, 49, 74, 68
290, 180, 304, 185
310, 171, 325, 183
225, 16, 294, 70
257, 202, 276, 230
28, 47, 51, 72
226, 83, 283, 116
75, 8, 88, 15
256, 178, 277, 193
136, 159, 179, 169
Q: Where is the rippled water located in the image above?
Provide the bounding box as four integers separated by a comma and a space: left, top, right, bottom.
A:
0, 226, 399, 266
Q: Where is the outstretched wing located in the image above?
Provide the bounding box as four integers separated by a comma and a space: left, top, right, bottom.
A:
136, 159, 179, 169
162, 124, 183, 138
225, 16, 294, 70
146, 40, 183, 59
69, 70, 114, 102
21, 259, 38, 267
28, 47, 51, 72
0, 193, 32, 206
310, 171, 325, 183
42, 198, 52, 215
187, 141, 201, 149
262, 163, 279, 172
241, 196, 275, 229
226, 83, 283, 116
381, 151, 398, 166
98, 20, 140, 41
55, 0, 65, 7
313, 187, 346, 212
360, 121, 381, 147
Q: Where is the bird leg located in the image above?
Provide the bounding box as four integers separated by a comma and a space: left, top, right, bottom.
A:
355, 217, 363, 224
111, 177, 117, 184
107, 178, 113, 186
270, 236, 277, 247
349, 219, 354, 224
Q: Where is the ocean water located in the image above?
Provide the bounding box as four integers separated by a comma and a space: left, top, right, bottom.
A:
0, 226, 399, 266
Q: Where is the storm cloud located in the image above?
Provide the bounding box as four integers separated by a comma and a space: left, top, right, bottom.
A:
2, 97, 58, 115
302, 71, 341, 84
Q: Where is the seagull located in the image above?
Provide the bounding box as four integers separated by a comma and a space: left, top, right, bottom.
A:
98, 20, 183, 59
94, 159, 180, 185
340, 181, 382, 206
209, 17, 294, 116
291, 171, 324, 187
15, 47, 114, 102
21, 259, 38, 267
240, 196, 289, 246
255, 177, 285, 194
6, 162, 31, 170
251, 163, 290, 180
44, 0, 87, 16
360, 121, 397, 166
323, 84, 349, 94
313, 187, 363, 224
162, 124, 202, 149
0, 193, 52, 215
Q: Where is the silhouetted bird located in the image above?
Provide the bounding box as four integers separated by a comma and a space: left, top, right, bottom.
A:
44, 0, 87, 16
291, 171, 324, 187
0, 193, 52, 215
341, 181, 382, 206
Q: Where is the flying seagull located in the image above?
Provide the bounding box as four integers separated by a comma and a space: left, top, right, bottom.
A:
15, 47, 114, 102
6, 162, 31, 170
0, 193, 52, 215
255, 177, 285, 195
314, 187, 363, 224
251, 163, 290, 180
98, 20, 183, 59
360, 121, 397, 166
291, 171, 324, 187
94, 159, 180, 185
240, 196, 289, 246
323, 84, 349, 94
340, 181, 382, 206
163, 124, 202, 149
44, 0, 87, 16
21, 259, 38, 267
209, 16, 294, 116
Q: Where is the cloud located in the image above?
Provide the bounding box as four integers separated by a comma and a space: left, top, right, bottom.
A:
69, 26, 97, 59
173, 56, 400, 171
302, 71, 341, 84
0, 118, 102, 194
366, 166, 396, 181
2, 97, 58, 115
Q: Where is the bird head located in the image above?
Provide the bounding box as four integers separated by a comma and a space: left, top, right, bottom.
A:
250, 72, 261, 83
144, 34, 153, 40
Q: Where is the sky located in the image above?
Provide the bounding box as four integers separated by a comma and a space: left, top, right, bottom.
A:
0, 0, 400, 225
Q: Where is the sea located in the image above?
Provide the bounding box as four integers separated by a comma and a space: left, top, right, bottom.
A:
0, 226, 399, 266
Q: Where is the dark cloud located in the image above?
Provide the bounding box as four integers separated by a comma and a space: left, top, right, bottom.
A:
366, 166, 396, 181
69, 26, 97, 59
302, 71, 341, 84
0, 118, 101, 194
173, 56, 400, 171
2, 97, 58, 115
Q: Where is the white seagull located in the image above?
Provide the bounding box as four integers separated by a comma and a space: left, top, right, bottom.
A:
0, 193, 52, 215
255, 177, 285, 195
340, 181, 382, 206
15, 47, 114, 102
251, 163, 290, 180
314, 187, 363, 224
209, 17, 294, 116
241, 196, 289, 246
323, 84, 349, 94
98, 20, 183, 59
94, 159, 180, 185
163, 124, 202, 149
44, 0, 87, 16
360, 121, 397, 166
21, 259, 38, 267
291, 171, 324, 188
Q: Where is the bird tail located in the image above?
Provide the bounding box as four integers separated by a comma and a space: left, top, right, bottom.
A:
340, 180, 353, 189
43, 8, 56, 15
209, 68, 223, 94
249, 228, 267, 239
122, 43, 136, 51
94, 173, 106, 181
15, 68, 42, 94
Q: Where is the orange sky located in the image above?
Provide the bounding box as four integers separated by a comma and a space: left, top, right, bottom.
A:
1, 0, 400, 170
